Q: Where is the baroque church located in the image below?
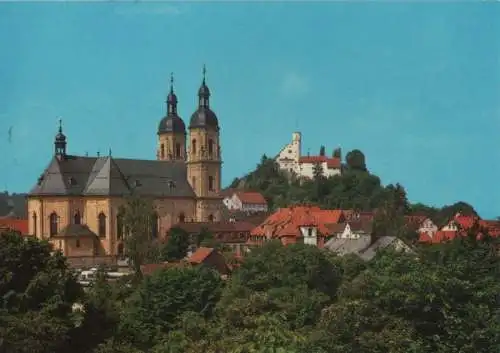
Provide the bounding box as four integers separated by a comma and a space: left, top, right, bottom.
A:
27, 68, 223, 260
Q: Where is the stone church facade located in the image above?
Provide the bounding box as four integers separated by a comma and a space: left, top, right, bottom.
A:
27, 68, 223, 262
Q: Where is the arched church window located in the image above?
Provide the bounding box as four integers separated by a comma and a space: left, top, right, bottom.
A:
208, 176, 214, 191
192, 177, 196, 190
49, 212, 58, 236
98, 212, 107, 237
117, 214, 124, 240
175, 143, 181, 158
208, 214, 214, 222
117, 243, 124, 257
208, 139, 214, 156
192, 139, 197, 155
151, 212, 158, 239
74, 210, 81, 225
32, 212, 37, 236
160, 144, 165, 159
179, 212, 185, 223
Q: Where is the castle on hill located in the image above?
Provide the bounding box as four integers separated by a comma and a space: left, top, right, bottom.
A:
275, 132, 342, 179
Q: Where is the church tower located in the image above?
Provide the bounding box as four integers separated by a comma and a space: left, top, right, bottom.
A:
157, 73, 186, 161
54, 119, 67, 160
187, 66, 222, 222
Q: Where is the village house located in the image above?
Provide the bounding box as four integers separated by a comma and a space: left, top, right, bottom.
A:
248, 205, 345, 248
222, 191, 268, 213
275, 132, 342, 179
169, 220, 255, 256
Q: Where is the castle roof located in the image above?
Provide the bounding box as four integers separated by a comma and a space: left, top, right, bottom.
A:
29, 155, 195, 198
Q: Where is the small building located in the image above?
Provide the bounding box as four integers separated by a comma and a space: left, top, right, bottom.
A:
169, 221, 255, 256
275, 132, 341, 179
223, 191, 268, 213
249, 205, 345, 248
188, 247, 230, 276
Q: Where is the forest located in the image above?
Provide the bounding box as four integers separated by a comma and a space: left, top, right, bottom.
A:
1, 226, 499, 353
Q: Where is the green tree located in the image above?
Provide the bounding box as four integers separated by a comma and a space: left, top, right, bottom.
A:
119, 196, 157, 280
0, 231, 83, 353
162, 227, 190, 261
118, 266, 222, 350
345, 149, 367, 172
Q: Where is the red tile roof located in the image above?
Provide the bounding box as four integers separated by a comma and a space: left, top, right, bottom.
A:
0, 218, 29, 235
188, 247, 214, 264
235, 191, 267, 205
298, 156, 341, 169
251, 206, 344, 240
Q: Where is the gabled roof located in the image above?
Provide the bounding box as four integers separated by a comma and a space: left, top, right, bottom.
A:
251, 206, 344, 239
188, 247, 214, 264
0, 218, 29, 235
54, 224, 98, 238
235, 191, 267, 205
29, 155, 195, 198
298, 156, 341, 169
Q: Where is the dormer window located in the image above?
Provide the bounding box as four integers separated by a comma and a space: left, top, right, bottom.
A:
308, 228, 313, 236
168, 180, 176, 189
134, 180, 142, 187
37, 175, 44, 185
68, 177, 77, 186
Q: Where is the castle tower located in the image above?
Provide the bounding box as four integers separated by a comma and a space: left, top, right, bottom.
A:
54, 119, 67, 160
187, 65, 222, 222
157, 73, 186, 161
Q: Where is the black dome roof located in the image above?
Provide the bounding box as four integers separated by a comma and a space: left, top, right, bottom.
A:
158, 115, 186, 134
189, 107, 219, 130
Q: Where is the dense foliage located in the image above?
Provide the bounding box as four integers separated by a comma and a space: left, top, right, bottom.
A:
1, 228, 499, 353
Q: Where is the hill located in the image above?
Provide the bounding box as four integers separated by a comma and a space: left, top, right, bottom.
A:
227, 151, 478, 227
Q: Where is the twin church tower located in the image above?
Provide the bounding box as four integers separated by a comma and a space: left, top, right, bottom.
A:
157, 66, 222, 206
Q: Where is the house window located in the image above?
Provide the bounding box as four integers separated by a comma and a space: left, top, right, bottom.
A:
160, 144, 165, 159
178, 212, 185, 223
175, 143, 181, 158
76, 239, 80, 248
98, 212, 106, 237
74, 211, 81, 225
208, 176, 214, 191
32, 212, 37, 236
208, 139, 214, 156
49, 212, 58, 236
151, 213, 158, 239
192, 139, 197, 155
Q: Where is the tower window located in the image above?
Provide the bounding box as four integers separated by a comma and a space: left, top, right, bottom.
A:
192, 176, 196, 190
32, 212, 37, 237
74, 211, 81, 225
49, 212, 58, 236
192, 139, 197, 155
208, 139, 214, 156
208, 176, 214, 191
160, 144, 165, 159
98, 212, 107, 237
175, 143, 181, 158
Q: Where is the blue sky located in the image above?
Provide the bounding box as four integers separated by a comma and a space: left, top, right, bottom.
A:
0, 2, 499, 218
